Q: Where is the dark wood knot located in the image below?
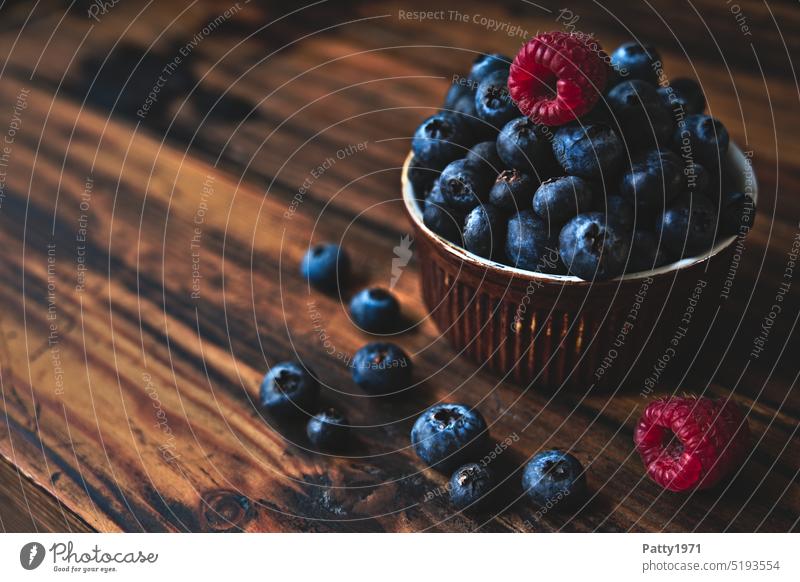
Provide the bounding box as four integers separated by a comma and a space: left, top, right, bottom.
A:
200, 490, 255, 532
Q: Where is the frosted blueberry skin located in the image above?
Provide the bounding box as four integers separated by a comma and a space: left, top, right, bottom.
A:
522, 450, 587, 509
412, 112, 468, 169
423, 183, 465, 244
349, 288, 401, 334
533, 176, 595, 226
300, 243, 349, 293
474, 70, 518, 129
505, 210, 562, 273
610, 42, 662, 85
260, 361, 320, 417
465, 141, 503, 175
351, 342, 412, 395
468, 53, 511, 83
407, 155, 439, 197
618, 154, 683, 215
490, 169, 536, 212
463, 204, 506, 261
674, 114, 730, 168
606, 80, 674, 149
551, 124, 624, 181
306, 408, 350, 451
438, 158, 493, 213
559, 212, 631, 280
411, 403, 488, 472
656, 193, 718, 259
496, 117, 551, 174
659, 77, 705, 116
601, 195, 636, 233
449, 463, 494, 510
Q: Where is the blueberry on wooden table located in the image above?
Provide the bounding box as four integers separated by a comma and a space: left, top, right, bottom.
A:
260, 361, 319, 417
306, 408, 349, 451
449, 462, 494, 510
349, 287, 401, 334
300, 243, 349, 293
411, 403, 488, 472
351, 342, 412, 395
522, 450, 587, 509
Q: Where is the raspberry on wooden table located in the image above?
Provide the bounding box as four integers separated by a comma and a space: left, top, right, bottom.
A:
634, 396, 751, 492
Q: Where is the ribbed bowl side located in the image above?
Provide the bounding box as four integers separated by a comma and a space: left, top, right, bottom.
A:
413, 222, 734, 389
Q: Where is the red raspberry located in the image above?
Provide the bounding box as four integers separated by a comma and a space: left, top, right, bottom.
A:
508, 32, 608, 126
634, 396, 750, 492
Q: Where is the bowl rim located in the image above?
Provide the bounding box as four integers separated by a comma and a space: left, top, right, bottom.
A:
401, 143, 757, 284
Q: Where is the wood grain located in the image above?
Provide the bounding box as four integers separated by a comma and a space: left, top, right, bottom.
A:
0, 0, 797, 532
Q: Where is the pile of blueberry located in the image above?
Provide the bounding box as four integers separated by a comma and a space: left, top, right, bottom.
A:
262, 242, 410, 450
262, 242, 589, 513
409, 34, 756, 280
411, 402, 587, 511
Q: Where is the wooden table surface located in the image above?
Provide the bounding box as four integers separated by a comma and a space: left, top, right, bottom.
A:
0, 0, 797, 533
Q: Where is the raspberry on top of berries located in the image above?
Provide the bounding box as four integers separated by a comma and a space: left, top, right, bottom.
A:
508, 31, 609, 126
634, 396, 751, 493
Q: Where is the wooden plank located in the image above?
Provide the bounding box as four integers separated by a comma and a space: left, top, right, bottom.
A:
0, 0, 797, 531
0, 455, 93, 532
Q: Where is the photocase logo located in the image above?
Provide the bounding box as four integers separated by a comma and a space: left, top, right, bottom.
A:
390, 234, 413, 289
19, 542, 46, 570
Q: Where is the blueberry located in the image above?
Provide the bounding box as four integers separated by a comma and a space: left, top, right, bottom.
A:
551, 124, 624, 180
657, 193, 718, 258
449, 463, 494, 510
446, 89, 491, 143
610, 42, 661, 85
719, 191, 756, 236
618, 153, 683, 214
465, 141, 502, 174
505, 210, 561, 273
601, 195, 635, 232
444, 82, 474, 110
463, 204, 506, 260
468, 53, 511, 83
659, 77, 705, 115
411, 403, 488, 471
577, 97, 614, 126
412, 112, 468, 169
675, 114, 729, 168
628, 230, 668, 272
522, 450, 587, 508
301, 243, 350, 292
607, 80, 674, 149
607, 79, 662, 110
559, 212, 631, 280
683, 162, 710, 195
533, 176, 594, 226
423, 183, 464, 243
307, 408, 349, 450
349, 287, 401, 334
496, 117, 551, 174
474, 70, 518, 128
438, 158, 493, 212
407, 155, 438, 196
490, 169, 536, 211
260, 361, 319, 416
351, 342, 412, 395
449, 90, 480, 120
